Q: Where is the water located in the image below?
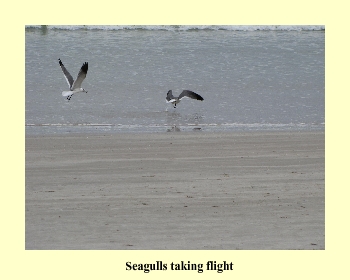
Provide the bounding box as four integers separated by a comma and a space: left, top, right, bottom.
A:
25, 25, 325, 134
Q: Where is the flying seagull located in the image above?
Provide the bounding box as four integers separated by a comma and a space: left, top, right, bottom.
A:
166, 90, 204, 108
58, 58, 88, 101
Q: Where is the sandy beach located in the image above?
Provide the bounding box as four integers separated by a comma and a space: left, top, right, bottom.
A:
25, 131, 324, 250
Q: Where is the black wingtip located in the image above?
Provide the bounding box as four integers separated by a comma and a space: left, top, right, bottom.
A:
191, 92, 204, 101
58, 58, 63, 66
194, 91, 204, 101
81, 62, 88, 73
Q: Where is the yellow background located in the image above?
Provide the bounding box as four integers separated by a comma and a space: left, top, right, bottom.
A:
1, 0, 346, 279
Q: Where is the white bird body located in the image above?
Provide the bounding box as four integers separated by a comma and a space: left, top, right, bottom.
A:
62, 89, 85, 97
58, 58, 88, 100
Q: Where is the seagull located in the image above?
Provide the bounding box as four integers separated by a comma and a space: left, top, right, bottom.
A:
166, 90, 204, 108
58, 58, 88, 101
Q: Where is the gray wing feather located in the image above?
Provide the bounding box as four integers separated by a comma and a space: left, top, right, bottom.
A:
166, 90, 175, 101
71, 62, 88, 90
58, 59, 74, 89
179, 90, 204, 101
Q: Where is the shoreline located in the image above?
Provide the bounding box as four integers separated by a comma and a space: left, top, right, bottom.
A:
25, 124, 325, 136
26, 131, 325, 249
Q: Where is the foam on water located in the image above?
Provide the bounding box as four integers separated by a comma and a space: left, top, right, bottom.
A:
25, 25, 325, 32
25, 122, 323, 134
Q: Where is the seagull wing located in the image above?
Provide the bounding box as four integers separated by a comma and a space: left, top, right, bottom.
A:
58, 59, 74, 89
179, 90, 204, 101
71, 62, 88, 90
166, 90, 176, 102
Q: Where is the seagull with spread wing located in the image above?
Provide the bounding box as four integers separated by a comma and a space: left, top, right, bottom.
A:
58, 58, 88, 101
166, 90, 204, 108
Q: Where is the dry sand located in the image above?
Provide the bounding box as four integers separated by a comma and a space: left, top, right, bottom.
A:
25, 131, 324, 250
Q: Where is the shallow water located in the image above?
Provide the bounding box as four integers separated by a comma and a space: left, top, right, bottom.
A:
25, 26, 325, 134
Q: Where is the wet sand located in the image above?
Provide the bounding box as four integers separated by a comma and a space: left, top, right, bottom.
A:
25, 131, 324, 249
